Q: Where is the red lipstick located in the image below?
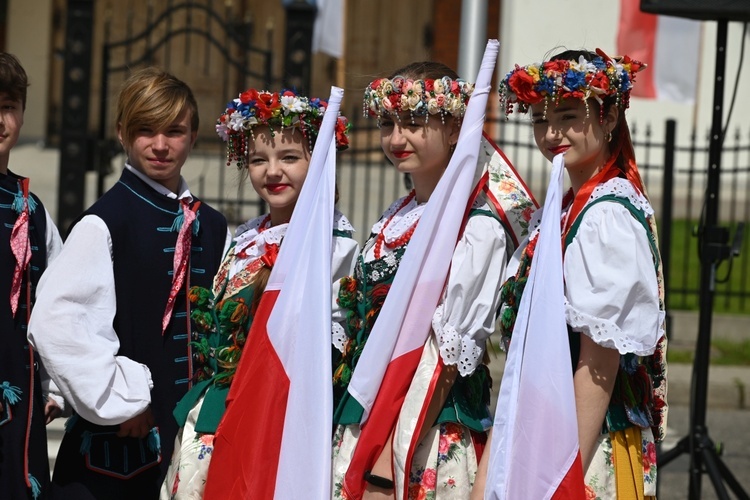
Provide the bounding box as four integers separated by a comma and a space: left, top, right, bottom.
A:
548, 146, 570, 155
266, 184, 289, 193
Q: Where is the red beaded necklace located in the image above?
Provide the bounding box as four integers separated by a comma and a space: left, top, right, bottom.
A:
373, 191, 418, 259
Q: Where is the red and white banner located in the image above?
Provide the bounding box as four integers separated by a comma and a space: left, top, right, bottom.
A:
484, 154, 586, 500
617, 0, 701, 103
341, 40, 500, 499
204, 87, 343, 499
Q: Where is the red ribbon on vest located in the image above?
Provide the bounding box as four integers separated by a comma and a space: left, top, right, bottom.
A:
10, 178, 31, 317
163, 199, 200, 335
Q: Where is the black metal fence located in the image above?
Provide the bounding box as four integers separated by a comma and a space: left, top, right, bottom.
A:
335, 114, 750, 313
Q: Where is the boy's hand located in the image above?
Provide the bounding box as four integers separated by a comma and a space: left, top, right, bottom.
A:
117, 407, 155, 438
44, 399, 63, 424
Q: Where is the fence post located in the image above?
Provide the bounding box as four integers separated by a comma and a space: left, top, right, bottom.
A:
282, 0, 317, 95
661, 119, 676, 339
57, 0, 95, 233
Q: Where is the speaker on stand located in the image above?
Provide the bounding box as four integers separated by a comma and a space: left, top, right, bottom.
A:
642, 1, 750, 498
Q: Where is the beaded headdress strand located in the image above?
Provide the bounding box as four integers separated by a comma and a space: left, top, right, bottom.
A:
498, 48, 646, 121
216, 88, 350, 169
363, 76, 474, 125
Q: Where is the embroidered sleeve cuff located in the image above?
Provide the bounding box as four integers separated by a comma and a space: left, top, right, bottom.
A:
432, 304, 485, 377
565, 300, 665, 356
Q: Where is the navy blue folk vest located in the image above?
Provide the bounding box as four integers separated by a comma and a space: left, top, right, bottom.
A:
74, 168, 226, 475
0, 171, 50, 499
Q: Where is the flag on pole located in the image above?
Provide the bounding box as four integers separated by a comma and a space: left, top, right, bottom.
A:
340, 39, 500, 500
203, 87, 343, 500
617, 0, 701, 103
313, 0, 344, 58
484, 154, 586, 500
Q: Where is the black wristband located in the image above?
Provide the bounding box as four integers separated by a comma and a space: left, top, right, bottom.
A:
363, 470, 394, 490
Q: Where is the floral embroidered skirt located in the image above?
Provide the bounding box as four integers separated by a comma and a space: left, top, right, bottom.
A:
160, 398, 215, 500
332, 422, 480, 499
585, 426, 657, 499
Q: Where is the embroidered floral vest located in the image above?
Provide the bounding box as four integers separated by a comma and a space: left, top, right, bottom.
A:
333, 210, 493, 432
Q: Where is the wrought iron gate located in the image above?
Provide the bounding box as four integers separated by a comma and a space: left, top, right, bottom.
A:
59, 0, 274, 230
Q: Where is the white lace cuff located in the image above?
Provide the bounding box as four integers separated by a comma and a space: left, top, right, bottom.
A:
432, 304, 485, 376
332, 322, 347, 353
564, 300, 665, 356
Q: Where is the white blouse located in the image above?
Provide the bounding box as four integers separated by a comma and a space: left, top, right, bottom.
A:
509, 178, 664, 357
235, 210, 359, 355
360, 194, 511, 377
28, 166, 232, 425
34, 208, 64, 409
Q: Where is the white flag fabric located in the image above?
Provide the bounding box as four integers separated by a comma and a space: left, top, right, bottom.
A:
618, 0, 701, 103
340, 40, 500, 499
347, 39, 500, 422
485, 154, 586, 499
204, 87, 342, 500
312, 0, 344, 58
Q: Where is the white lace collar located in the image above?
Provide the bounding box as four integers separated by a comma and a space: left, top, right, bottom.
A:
234, 208, 354, 260
333, 208, 355, 233
525, 178, 653, 239
371, 194, 424, 242
589, 178, 654, 216
233, 214, 286, 262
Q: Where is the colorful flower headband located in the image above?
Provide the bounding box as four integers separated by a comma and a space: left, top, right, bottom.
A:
498, 49, 646, 120
216, 88, 350, 169
363, 76, 474, 124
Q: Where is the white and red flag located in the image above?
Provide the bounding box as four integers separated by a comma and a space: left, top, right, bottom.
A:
484, 154, 586, 499
617, 0, 701, 103
340, 40, 500, 499
204, 87, 343, 500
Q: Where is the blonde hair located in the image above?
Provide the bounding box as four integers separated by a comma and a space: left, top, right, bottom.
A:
116, 67, 199, 146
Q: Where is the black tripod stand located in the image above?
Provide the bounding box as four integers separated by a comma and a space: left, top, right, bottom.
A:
657, 19, 749, 500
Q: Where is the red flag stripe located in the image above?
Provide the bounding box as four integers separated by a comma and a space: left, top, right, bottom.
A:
551, 452, 586, 500
617, 0, 657, 98
341, 347, 423, 499
203, 290, 290, 499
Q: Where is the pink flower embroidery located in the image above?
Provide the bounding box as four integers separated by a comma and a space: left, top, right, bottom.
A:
438, 436, 450, 455
643, 441, 657, 473
421, 468, 437, 489
585, 484, 597, 500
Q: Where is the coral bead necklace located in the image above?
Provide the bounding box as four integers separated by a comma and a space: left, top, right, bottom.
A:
373, 190, 418, 259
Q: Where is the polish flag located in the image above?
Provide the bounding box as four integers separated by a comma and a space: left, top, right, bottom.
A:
340, 40, 500, 499
204, 87, 343, 499
484, 154, 586, 500
617, 0, 702, 103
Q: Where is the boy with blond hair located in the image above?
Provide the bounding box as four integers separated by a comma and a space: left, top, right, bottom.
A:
29, 68, 229, 499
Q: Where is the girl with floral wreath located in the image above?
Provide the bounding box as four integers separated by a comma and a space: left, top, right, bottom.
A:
331, 61, 535, 500
473, 48, 668, 500
160, 88, 358, 499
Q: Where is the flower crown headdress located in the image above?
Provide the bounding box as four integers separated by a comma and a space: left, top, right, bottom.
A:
216, 88, 350, 169
498, 48, 646, 121
363, 76, 474, 125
